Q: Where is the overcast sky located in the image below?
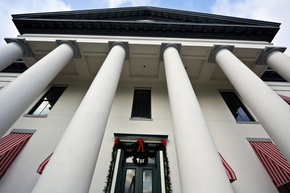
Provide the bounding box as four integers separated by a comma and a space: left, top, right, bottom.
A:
0, 0, 289, 55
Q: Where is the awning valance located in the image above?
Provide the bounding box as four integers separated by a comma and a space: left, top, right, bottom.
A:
37, 153, 53, 174
219, 153, 237, 183
250, 141, 290, 187
0, 133, 32, 178
279, 94, 290, 104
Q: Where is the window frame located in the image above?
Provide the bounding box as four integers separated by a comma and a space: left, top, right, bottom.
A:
219, 90, 258, 123
247, 138, 290, 192
114, 143, 162, 193
24, 86, 67, 117
130, 88, 152, 120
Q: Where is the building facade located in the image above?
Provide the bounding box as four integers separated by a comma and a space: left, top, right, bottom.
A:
0, 6, 290, 193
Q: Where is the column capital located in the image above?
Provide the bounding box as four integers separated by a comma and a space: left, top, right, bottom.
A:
109, 41, 129, 60
5, 38, 34, 57
256, 46, 287, 65
56, 40, 81, 59
160, 43, 181, 61
208, 45, 234, 63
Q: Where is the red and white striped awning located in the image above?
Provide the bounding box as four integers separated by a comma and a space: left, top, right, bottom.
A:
279, 94, 290, 104
0, 133, 33, 178
37, 153, 53, 174
250, 141, 290, 187
219, 153, 237, 183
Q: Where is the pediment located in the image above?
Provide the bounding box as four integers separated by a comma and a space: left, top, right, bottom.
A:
12, 6, 280, 42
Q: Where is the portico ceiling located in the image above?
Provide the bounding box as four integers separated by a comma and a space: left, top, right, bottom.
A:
21, 36, 268, 85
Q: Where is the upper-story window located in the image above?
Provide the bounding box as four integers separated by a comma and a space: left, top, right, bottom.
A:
1, 58, 28, 73
131, 89, 151, 119
220, 91, 255, 122
28, 87, 67, 116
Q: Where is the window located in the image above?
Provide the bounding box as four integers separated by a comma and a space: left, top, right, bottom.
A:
131, 89, 151, 119
1, 58, 28, 73
0, 130, 34, 179
249, 140, 290, 193
220, 91, 255, 122
28, 87, 66, 116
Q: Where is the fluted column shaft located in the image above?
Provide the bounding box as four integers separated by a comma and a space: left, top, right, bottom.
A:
215, 49, 290, 162
163, 45, 234, 193
0, 43, 24, 71
267, 52, 290, 82
0, 43, 74, 137
31, 43, 126, 193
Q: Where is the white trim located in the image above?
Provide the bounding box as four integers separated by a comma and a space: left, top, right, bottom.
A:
11, 129, 36, 134
110, 149, 121, 193
134, 87, 151, 90
159, 150, 166, 193
23, 114, 47, 118
246, 138, 272, 142
129, 117, 153, 121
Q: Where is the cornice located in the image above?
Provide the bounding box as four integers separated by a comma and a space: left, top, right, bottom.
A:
12, 6, 280, 42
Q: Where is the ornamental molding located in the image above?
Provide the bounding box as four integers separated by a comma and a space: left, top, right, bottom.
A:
160, 43, 181, 61
109, 41, 129, 60
56, 40, 81, 59
5, 38, 34, 57
256, 46, 287, 65
208, 44, 234, 63
12, 7, 280, 42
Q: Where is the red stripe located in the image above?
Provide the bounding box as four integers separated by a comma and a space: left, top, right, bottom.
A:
279, 94, 290, 104
0, 86, 3, 90
0, 133, 32, 178
37, 153, 53, 174
250, 142, 290, 187
219, 153, 237, 183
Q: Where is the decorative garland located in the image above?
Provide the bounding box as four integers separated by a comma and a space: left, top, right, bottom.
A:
103, 139, 119, 193
161, 140, 172, 193
103, 139, 172, 193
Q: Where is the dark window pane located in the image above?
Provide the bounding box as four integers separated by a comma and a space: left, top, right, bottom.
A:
28, 87, 66, 115
1, 58, 28, 73
131, 89, 151, 118
220, 92, 254, 122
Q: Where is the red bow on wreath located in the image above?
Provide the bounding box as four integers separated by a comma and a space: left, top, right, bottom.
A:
138, 139, 144, 151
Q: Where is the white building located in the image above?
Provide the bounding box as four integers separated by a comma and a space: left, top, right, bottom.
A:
0, 6, 290, 193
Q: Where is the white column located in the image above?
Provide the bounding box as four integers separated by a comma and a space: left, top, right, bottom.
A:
0, 38, 34, 71
213, 46, 290, 162
267, 51, 290, 82
0, 43, 23, 71
162, 44, 234, 193
0, 41, 76, 137
31, 42, 127, 193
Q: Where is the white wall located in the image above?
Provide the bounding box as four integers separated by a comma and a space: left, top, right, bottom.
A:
0, 77, 289, 193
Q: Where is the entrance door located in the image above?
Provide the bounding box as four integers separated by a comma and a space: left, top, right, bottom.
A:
117, 151, 160, 193
122, 164, 156, 193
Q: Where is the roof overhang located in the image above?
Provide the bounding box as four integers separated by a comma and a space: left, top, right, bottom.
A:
12, 6, 280, 42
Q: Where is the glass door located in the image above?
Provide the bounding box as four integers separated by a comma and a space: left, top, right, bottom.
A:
117, 149, 158, 193
122, 165, 156, 193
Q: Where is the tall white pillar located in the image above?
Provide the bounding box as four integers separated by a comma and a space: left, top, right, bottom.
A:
162, 44, 234, 193
0, 40, 79, 137
0, 38, 33, 71
258, 47, 290, 82
210, 45, 290, 162
31, 42, 128, 193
